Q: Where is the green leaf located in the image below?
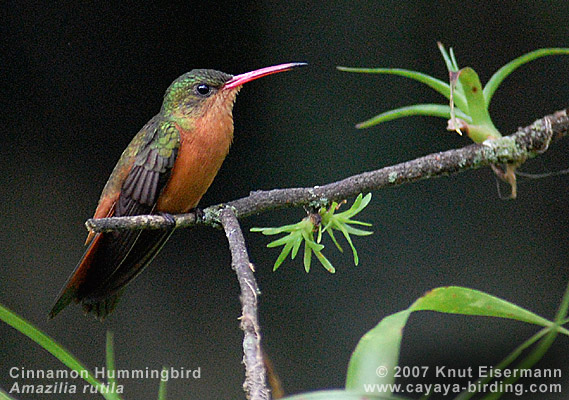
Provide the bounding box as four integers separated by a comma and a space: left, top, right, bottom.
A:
554, 279, 569, 324
347, 220, 373, 227
0, 388, 17, 400
327, 227, 344, 252
303, 239, 312, 272
331, 194, 370, 221
484, 48, 569, 106
456, 68, 490, 121
337, 66, 465, 107
410, 287, 553, 327
355, 192, 372, 210
346, 286, 563, 393
304, 238, 325, 252
466, 280, 569, 400
438, 42, 459, 72
338, 225, 359, 266
355, 104, 471, 129
254, 216, 335, 272
291, 233, 303, 259
0, 303, 122, 400
315, 251, 335, 273
456, 68, 501, 141
343, 225, 374, 237
251, 223, 300, 235
316, 224, 323, 243
267, 233, 297, 248
346, 310, 412, 390
449, 47, 460, 71
340, 193, 366, 218
320, 219, 334, 233
273, 240, 295, 270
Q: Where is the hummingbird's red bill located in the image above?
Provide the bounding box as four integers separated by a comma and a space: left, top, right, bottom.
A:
224, 62, 307, 90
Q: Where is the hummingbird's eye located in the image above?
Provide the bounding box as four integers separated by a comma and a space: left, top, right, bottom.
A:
196, 84, 211, 96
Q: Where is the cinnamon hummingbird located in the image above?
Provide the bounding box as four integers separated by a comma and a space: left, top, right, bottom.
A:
49, 62, 306, 320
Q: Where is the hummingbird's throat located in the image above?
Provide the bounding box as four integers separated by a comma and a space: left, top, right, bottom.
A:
194, 87, 239, 132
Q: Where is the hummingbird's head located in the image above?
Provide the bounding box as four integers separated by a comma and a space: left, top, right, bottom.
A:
161, 69, 235, 118
161, 63, 307, 120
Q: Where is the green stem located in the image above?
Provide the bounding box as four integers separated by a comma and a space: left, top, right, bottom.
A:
157, 366, 168, 400
106, 331, 118, 389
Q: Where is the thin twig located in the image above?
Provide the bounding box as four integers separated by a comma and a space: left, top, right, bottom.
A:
220, 208, 268, 400
86, 108, 568, 233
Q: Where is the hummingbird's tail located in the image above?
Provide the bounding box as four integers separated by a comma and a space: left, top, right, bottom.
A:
49, 287, 123, 321
48, 232, 106, 319
81, 290, 124, 321
49, 227, 174, 321
48, 287, 76, 320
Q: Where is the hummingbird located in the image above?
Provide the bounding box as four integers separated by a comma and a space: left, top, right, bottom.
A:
49, 62, 306, 320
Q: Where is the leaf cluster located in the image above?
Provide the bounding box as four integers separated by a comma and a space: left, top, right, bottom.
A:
251, 193, 373, 273
338, 46, 569, 143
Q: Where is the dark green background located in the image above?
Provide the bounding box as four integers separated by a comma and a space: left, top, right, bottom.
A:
2, 1, 568, 399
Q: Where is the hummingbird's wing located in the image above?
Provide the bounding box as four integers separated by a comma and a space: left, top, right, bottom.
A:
49, 118, 181, 320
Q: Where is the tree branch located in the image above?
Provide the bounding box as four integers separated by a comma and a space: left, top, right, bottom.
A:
86, 108, 568, 233
219, 208, 269, 400
81, 108, 568, 400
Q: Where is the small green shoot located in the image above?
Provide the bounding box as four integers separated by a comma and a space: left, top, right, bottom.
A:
252, 215, 333, 272
319, 193, 373, 266
338, 45, 569, 143
105, 331, 118, 394
252, 194, 372, 272
157, 366, 168, 400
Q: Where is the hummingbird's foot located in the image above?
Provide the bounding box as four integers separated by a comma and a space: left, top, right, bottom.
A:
159, 212, 177, 230
193, 207, 205, 223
